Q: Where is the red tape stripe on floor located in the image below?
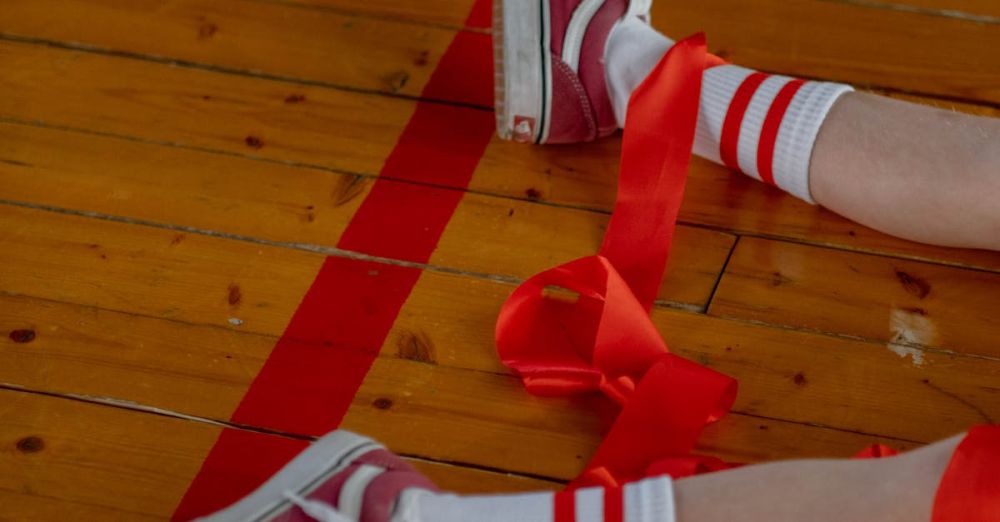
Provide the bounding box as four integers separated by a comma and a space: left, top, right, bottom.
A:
171, 5, 494, 519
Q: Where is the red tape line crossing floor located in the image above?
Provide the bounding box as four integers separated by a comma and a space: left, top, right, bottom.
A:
171, 3, 494, 518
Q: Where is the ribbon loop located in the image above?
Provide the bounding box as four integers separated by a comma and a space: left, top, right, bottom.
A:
496, 33, 740, 488
598, 375, 637, 406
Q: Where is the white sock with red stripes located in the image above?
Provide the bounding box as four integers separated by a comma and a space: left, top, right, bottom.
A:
398, 476, 676, 522
605, 17, 853, 203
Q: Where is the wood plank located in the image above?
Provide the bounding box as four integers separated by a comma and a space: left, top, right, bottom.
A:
2, 40, 997, 275
1, 288, 919, 481
0, 300, 920, 481
3, 0, 994, 515
270, 0, 1000, 35
0, 125, 730, 309
0, 0, 456, 100
344, 357, 923, 476
654, 0, 1000, 105
1, 207, 985, 460
0, 490, 160, 522
0, 388, 556, 521
848, 0, 1000, 18
0, 40, 411, 178
6, 250, 994, 453
266, 0, 488, 28
1, 388, 213, 519
395, 270, 1000, 440
265, 0, 1000, 105
412, 459, 559, 493
709, 237, 1000, 359
4, 0, 999, 107
0, 206, 322, 338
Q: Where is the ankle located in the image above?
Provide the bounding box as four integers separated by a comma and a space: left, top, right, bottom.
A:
865, 436, 962, 522
605, 16, 674, 127
400, 477, 677, 522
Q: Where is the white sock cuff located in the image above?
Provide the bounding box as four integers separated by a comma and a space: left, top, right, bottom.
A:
572, 487, 605, 522
605, 17, 674, 127
605, 23, 852, 204
771, 80, 853, 202
625, 476, 676, 522
410, 491, 555, 522
694, 65, 851, 203
403, 478, 676, 522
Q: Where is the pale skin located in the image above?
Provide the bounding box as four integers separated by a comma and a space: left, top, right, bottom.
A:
674, 433, 963, 521
670, 92, 993, 519
810, 92, 1000, 251
668, 94, 992, 520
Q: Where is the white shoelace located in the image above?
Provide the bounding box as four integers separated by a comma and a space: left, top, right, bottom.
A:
283, 491, 355, 522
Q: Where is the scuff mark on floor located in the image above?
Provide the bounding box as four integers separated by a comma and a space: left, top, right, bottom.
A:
887, 307, 936, 367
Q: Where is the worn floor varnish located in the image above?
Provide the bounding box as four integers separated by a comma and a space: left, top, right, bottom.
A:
1, 0, 998, 518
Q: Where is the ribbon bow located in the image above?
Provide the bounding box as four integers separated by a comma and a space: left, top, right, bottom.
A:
496, 34, 737, 488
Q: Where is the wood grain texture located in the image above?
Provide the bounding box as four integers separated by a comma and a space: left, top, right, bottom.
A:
1, 388, 216, 519
841, 0, 1000, 18
2, 206, 992, 461
4, 0, 998, 105
2, 0, 998, 517
2, 287, 922, 481
0, 388, 556, 521
0, 40, 411, 177
0, 0, 453, 99
202, 0, 1000, 105
271, 0, 1000, 29
710, 237, 1000, 358
5, 255, 993, 455
0, 125, 732, 309
393, 269, 1000, 440
266, 0, 487, 28
2, 38, 997, 275
652, 0, 1000, 104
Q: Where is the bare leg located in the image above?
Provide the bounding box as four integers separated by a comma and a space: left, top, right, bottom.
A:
200, 426, 971, 522
811, 93, 1000, 250
602, 20, 1000, 251
676, 433, 962, 522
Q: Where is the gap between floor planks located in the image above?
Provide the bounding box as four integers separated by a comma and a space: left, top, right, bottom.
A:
4, 205, 999, 451
1, 6, 998, 271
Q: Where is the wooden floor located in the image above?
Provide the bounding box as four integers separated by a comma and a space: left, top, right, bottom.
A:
3, 0, 1000, 519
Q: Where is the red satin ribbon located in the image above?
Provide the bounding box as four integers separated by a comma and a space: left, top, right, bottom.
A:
853, 444, 899, 459
496, 34, 737, 489
933, 425, 1000, 521
495, 29, 1000, 517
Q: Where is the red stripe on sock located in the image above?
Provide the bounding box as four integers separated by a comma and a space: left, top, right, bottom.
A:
554, 491, 576, 522
170, 2, 494, 519
604, 487, 624, 522
756, 79, 806, 186
719, 72, 769, 172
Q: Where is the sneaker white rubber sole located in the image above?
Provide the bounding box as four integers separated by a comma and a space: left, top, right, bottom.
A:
493, 0, 552, 144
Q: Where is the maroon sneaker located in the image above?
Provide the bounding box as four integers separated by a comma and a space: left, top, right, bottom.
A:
195, 431, 438, 522
493, 0, 651, 144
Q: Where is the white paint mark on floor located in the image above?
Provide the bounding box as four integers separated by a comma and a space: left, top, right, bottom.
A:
887, 308, 936, 367
887, 342, 926, 366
